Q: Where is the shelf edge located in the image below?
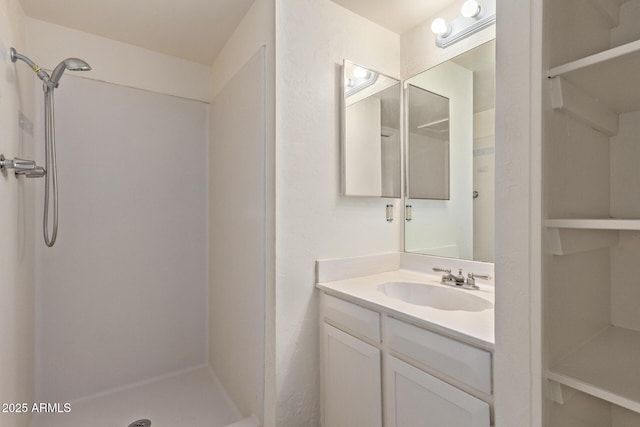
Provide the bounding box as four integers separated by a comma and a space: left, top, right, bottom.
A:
548, 39, 640, 78
546, 219, 640, 230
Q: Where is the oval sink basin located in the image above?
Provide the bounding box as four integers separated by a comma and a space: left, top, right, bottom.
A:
377, 281, 493, 312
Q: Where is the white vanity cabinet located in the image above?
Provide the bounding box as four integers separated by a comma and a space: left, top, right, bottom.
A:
320, 293, 492, 427
322, 324, 382, 427
385, 356, 489, 427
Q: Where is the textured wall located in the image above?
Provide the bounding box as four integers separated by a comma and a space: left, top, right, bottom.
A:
0, 0, 36, 426
275, 0, 401, 425
35, 76, 209, 403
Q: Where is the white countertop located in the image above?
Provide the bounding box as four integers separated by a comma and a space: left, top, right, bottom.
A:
317, 269, 495, 350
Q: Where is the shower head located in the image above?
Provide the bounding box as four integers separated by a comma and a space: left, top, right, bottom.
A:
10, 47, 91, 90
50, 58, 92, 87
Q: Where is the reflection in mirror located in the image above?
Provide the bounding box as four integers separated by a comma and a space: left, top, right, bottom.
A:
342, 60, 401, 198
404, 40, 495, 262
407, 85, 450, 200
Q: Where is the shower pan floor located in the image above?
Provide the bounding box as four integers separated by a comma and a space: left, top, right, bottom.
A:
30, 366, 240, 427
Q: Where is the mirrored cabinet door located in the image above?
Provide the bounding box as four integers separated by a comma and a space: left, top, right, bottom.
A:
404, 40, 495, 263
342, 60, 401, 198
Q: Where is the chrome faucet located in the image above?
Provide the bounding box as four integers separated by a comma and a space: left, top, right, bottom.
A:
432, 268, 491, 290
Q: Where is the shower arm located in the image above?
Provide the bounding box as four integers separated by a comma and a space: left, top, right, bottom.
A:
10, 47, 53, 88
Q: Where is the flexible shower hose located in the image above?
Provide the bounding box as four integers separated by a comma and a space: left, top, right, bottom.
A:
43, 87, 58, 247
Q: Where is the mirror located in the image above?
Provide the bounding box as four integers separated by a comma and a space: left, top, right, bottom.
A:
404, 40, 495, 262
406, 85, 450, 200
341, 60, 401, 198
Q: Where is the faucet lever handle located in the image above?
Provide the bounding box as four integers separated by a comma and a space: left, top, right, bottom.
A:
432, 268, 451, 273
466, 272, 491, 288
468, 272, 491, 280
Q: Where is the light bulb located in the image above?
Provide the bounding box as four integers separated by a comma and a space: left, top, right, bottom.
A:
461, 0, 482, 18
431, 18, 451, 37
353, 66, 368, 79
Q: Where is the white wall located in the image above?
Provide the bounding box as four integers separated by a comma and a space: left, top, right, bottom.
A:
209, 0, 276, 425
0, 0, 36, 426
34, 76, 209, 403
275, 0, 401, 425
209, 48, 266, 421
404, 61, 473, 259
25, 18, 212, 102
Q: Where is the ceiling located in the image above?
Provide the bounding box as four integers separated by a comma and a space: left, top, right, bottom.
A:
330, 0, 455, 34
19, 0, 255, 65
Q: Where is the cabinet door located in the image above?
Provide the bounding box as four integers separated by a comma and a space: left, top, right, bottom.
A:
322, 323, 382, 427
385, 355, 490, 427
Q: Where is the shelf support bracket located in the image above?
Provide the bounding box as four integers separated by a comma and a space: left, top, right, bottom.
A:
548, 379, 576, 405
550, 77, 619, 137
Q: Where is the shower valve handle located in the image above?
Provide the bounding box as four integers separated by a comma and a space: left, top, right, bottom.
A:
0, 154, 36, 172
0, 154, 44, 178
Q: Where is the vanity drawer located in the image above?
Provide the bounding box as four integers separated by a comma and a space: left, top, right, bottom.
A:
385, 317, 492, 394
322, 294, 381, 342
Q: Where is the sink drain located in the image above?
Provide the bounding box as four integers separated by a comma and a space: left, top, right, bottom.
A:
128, 420, 151, 427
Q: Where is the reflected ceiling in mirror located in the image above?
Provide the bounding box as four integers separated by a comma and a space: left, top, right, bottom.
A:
342, 60, 401, 198
404, 40, 495, 263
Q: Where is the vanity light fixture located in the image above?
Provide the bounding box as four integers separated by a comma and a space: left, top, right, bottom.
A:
430, 18, 452, 38
431, 0, 495, 48
461, 0, 482, 18
352, 66, 369, 79
343, 62, 379, 97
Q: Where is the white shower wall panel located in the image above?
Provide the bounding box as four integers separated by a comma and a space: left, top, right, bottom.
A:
34, 76, 209, 403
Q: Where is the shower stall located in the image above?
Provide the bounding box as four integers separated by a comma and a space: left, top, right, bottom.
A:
1, 5, 268, 427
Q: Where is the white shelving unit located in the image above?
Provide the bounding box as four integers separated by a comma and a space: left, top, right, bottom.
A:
548, 326, 640, 413
549, 40, 640, 136
544, 1, 640, 423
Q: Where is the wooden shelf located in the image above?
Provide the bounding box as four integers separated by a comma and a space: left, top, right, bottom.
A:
548, 40, 640, 116
548, 326, 640, 413
546, 218, 640, 230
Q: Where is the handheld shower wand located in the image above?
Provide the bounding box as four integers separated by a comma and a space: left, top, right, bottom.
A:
10, 48, 91, 247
